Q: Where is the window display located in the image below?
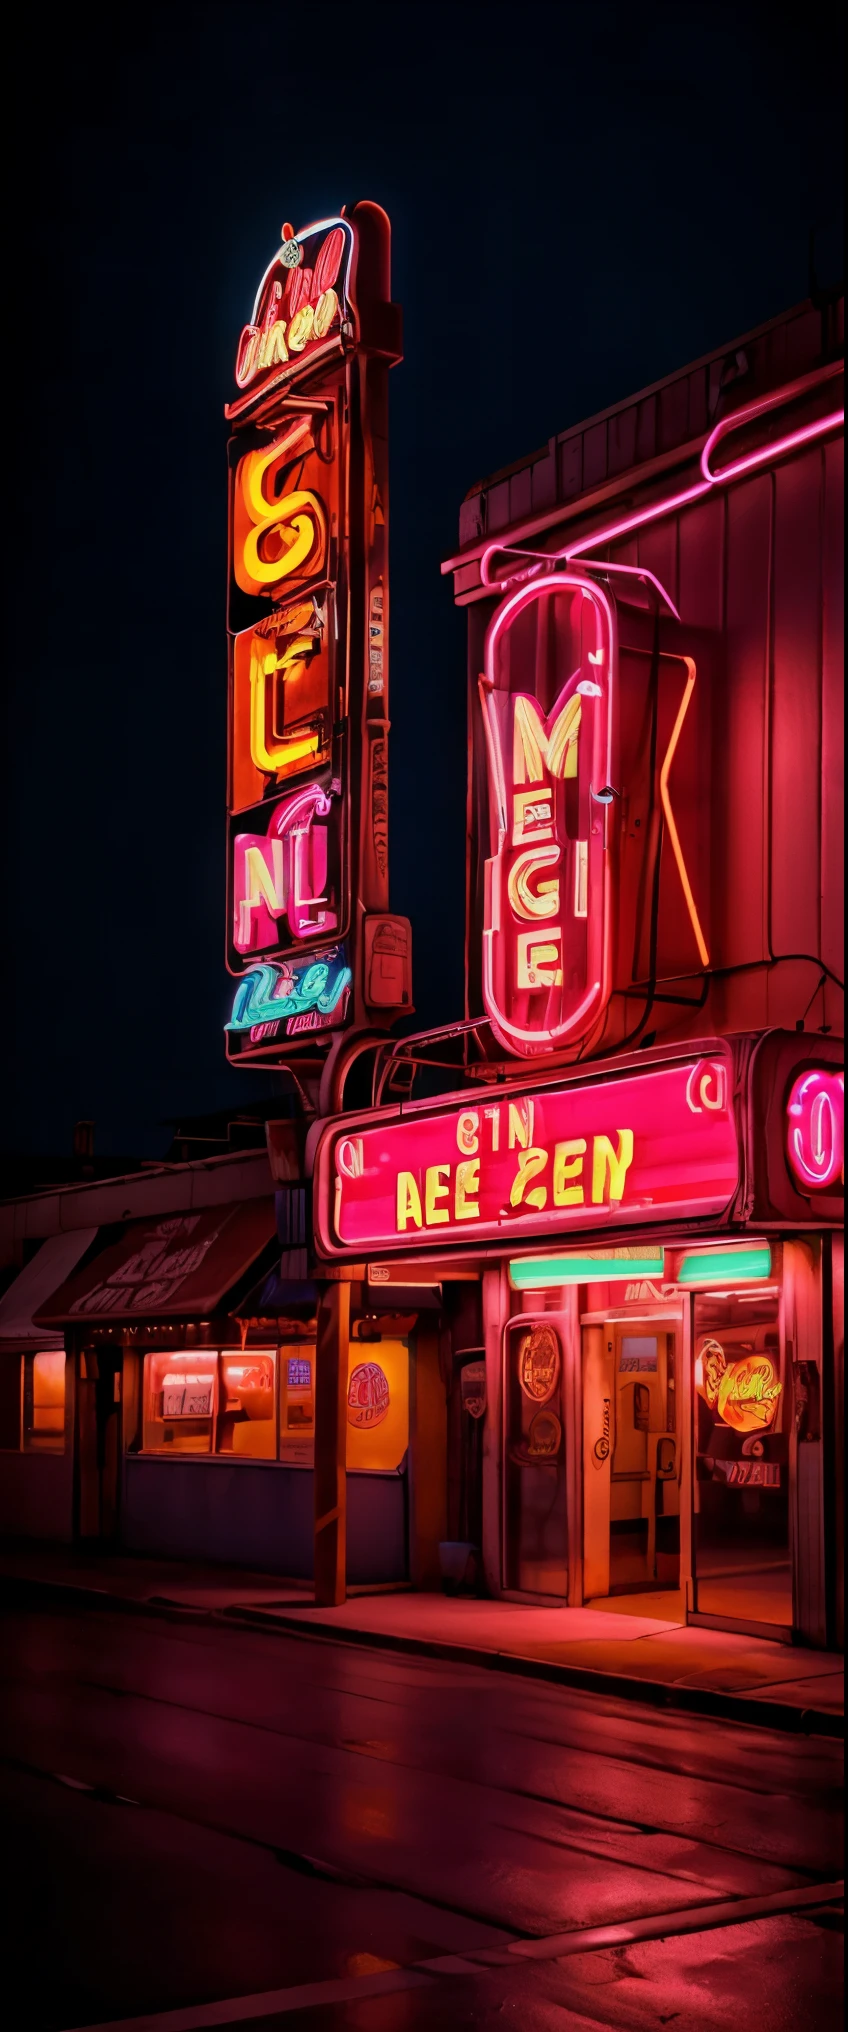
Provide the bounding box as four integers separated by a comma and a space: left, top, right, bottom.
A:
137, 1338, 407, 1469
23, 1351, 65, 1453
217, 1352, 276, 1458
142, 1350, 217, 1453
279, 1344, 316, 1464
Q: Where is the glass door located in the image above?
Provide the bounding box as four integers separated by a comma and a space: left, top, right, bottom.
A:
692, 1286, 791, 1627
503, 1314, 568, 1597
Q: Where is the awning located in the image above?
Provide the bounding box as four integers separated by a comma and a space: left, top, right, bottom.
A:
35, 1200, 277, 1326
0, 1230, 99, 1353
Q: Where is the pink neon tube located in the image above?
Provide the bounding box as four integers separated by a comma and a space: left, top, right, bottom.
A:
476, 373, 843, 587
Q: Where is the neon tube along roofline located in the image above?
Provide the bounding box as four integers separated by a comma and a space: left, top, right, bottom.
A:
476, 386, 843, 589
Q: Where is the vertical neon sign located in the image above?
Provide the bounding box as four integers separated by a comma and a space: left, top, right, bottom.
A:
224, 207, 411, 1066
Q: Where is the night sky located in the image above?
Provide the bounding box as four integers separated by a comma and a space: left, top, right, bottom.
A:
4, 2, 843, 1159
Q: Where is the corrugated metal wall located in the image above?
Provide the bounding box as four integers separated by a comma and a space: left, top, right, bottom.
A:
461, 320, 843, 1059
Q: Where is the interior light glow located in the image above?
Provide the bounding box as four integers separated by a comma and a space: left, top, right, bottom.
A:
509, 1249, 665, 1290
677, 1244, 772, 1286
577, 678, 603, 697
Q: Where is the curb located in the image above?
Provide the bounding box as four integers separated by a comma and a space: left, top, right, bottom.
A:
225, 1604, 845, 1739
3, 1569, 843, 1739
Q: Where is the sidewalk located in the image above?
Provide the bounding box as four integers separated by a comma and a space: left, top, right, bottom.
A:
1, 1541, 842, 1735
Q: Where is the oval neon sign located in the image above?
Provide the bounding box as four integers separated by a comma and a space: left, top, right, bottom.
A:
786, 1069, 844, 1192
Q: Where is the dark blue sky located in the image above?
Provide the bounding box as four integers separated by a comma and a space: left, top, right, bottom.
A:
4, 1, 843, 1156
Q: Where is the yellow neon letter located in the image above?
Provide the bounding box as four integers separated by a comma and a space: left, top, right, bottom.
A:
512, 693, 582, 786
455, 1160, 480, 1220
456, 1111, 479, 1155
507, 846, 561, 921
424, 1164, 451, 1225
509, 1148, 549, 1210
397, 1173, 423, 1231
249, 636, 321, 776
234, 422, 326, 597
554, 1139, 587, 1206
516, 930, 563, 988
591, 1131, 635, 1205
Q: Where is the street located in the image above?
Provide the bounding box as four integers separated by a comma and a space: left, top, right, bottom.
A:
0, 1593, 842, 2030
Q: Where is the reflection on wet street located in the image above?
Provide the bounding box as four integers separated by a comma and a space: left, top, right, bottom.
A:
0, 1594, 841, 2029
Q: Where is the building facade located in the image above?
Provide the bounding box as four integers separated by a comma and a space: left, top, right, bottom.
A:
313, 294, 844, 1648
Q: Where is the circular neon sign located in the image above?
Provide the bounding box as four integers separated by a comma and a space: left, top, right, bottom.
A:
786, 1070, 844, 1192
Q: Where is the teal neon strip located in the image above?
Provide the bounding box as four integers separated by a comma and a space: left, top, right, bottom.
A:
509, 1252, 664, 1289
677, 1244, 772, 1286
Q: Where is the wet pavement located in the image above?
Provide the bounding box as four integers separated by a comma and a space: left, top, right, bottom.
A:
0, 1590, 842, 2030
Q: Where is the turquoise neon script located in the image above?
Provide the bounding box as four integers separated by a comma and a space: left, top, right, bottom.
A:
226, 957, 352, 1031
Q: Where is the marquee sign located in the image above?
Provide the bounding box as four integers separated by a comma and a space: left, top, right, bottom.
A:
224, 204, 411, 1066
314, 1052, 739, 1258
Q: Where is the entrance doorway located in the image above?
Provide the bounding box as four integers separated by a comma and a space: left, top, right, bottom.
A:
692, 1285, 791, 1629
583, 1318, 682, 1616
76, 1347, 122, 1544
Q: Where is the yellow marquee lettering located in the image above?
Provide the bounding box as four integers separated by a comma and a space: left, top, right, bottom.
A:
397, 1172, 423, 1231
591, 1130, 635, 1205
455, 1160, 480, 1220
456, 1110, 480, 1155
553, 1138, 587, 1206
509, 1147, 549, 1210
424, 1164, 451, 1225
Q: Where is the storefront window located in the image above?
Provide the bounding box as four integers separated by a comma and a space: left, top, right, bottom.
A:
23, 1351, 66, 1453
346, 1339, 409, 1473
693, 1284, 790, 1627
142, 1350, 217, 1453
217, 1351, 276, 1458
279, 1344, 316, 1465
137, 1338, 409, 1470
